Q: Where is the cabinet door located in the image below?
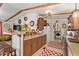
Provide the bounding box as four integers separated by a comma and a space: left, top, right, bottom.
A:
69, 16, 79, 29
23, 40, 32, 56
73, 18, 79, 29
41, 35, 46, 46
31, 38, 37, 54
37, 36, 42, 49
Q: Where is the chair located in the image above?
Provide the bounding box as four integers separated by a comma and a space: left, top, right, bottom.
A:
0, 45, 4, 56
0, 41, 16, 56
4, 47, 16, 56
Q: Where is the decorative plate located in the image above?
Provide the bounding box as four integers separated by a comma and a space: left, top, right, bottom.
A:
4, 23, 10, 29
24, 17, 27, 21
30, 21, 34, 27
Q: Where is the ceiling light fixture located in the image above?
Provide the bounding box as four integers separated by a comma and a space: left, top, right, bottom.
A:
45, 9, 53, 16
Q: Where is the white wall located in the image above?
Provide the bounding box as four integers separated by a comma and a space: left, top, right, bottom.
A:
3, 11, 68, 41
44, 15, 68, 40
20, 13, 38, 30
6, 13, 39, 32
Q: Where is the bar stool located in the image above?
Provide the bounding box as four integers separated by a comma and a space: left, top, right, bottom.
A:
4, 47, 16, 56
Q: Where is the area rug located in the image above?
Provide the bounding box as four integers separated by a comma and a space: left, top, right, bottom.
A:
40, 47, 64, 56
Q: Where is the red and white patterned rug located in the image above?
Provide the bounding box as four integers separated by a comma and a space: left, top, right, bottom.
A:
40, 47, 64, 56
39, 41, 64, 56
33, 41, 64, 56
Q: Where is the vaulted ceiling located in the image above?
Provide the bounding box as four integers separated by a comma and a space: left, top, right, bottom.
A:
0, 3, 79, 21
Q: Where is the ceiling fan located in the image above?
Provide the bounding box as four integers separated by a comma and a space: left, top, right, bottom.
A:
39, 3, 78, 17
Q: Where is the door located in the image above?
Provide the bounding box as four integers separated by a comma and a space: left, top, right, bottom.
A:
23, 39, 32, 56
0, 21, 2, 35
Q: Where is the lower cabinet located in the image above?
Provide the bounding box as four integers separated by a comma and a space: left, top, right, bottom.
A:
32, 38, 37, 54
23, 39, 32, 56
23, 35, 46, 56
41, 35, 46, 46
37, 37, 42, 49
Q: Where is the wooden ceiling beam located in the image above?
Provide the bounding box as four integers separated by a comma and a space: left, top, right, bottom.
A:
5, 3, 60, 22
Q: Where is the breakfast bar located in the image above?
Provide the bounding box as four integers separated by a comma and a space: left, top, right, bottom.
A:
12, 32, 46, 56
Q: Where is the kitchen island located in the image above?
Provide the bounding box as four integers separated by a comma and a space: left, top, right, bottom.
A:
12, 32, 46, 56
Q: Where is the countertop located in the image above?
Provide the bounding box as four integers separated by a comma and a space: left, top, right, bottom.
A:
3, 31, 26, 35
11, 31, 46, 41
24, 34, 45, 40
66, 38, 79, 56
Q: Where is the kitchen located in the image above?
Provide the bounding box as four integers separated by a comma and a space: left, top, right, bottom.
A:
0, 3, 79, 56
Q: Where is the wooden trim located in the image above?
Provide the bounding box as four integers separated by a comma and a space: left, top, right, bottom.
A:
5, 3, 60, 22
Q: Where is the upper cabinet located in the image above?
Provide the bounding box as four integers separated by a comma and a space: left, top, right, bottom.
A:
68, 15, 79, 29
73, 16, 79, 29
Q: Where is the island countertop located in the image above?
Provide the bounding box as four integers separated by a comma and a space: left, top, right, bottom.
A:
11, 31, 46, 41
24, 34, 46, 40
66, 38, 79, 56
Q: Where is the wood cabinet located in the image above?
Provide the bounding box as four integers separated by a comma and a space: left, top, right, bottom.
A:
23, 39, 32, 56
23, 35, 46, 56
73, 17, 79, 29
37, 36, 42, 49
68, 15, 79, 29
31, 38, 37, 54
41, 35, 46, 46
